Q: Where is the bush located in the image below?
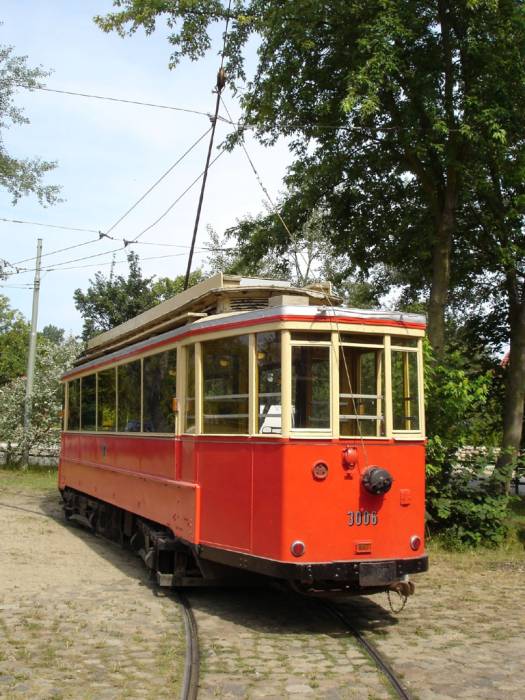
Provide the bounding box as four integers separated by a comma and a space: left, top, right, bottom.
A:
426, 441, 510, 548
425, 345, 509, 548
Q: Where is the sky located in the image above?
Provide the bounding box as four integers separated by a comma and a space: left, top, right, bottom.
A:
0, 1, 292, 335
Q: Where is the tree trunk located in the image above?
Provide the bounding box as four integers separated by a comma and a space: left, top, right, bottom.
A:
427, 186, 456, 357
495, 295, 525, 490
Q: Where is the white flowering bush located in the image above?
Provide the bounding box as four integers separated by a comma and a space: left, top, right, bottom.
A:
0, 335, 80, 465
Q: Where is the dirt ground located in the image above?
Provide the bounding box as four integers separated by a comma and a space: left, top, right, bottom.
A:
0, 472, 524, 699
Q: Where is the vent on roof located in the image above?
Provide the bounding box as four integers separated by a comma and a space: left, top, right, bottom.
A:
229, 298, 268, 311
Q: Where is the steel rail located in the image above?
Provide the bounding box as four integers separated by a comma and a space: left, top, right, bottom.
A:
322, 601, 412, 700
176, 592, 200, 700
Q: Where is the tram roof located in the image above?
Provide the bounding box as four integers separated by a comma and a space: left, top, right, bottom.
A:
74, 273, 426, 366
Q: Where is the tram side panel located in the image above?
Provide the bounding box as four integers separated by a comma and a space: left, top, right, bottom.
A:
59, 433, 199, 542
196, 438, 286, 558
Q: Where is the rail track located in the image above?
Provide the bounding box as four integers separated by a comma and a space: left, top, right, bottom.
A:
175, 591, 200, 700
320, 600, 412, 700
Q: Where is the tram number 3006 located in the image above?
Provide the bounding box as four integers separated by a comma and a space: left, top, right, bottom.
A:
347, 510, 378, 526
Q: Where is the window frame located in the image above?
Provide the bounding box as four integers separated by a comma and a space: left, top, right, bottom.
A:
289, 334, 333, 436
390, 338, 424, 437
338, 338, 385, 439
62, 324, 425, 441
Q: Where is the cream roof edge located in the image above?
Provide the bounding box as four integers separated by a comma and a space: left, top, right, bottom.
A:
85, 274, 333, 354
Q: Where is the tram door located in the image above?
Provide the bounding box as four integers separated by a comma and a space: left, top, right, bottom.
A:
198, 335, 252, 550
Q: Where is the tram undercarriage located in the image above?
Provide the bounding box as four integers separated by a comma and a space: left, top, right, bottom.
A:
61, 487, 426, 596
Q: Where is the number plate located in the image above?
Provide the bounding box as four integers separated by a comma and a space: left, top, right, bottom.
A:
359, 562, 397, 586
347, 510, 378, 526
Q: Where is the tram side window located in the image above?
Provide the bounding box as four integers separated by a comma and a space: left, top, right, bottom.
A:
143, 350, 177, 433
291, 345, 330, 430
257, 332, 281, 434
202, 335, 249, 434
97, 368, 116, 432
392, 348, 420, 431
184, 345, 196, 433
340, 345, 385, 437
119, 360, 142, 432
67, 378, 80, 430
81, 374, 96, 431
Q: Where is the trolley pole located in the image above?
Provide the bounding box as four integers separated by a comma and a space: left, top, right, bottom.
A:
23, 237, 43, 465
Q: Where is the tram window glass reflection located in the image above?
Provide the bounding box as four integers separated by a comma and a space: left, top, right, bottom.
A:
291, 332, 330, 342
257, 332, 281, 434
97, 368, 116, 432
340, 334, 383, 346
143, 351, 177, 433
292, 345, 330, 429
119, 360, 142, 432
392, 350, 420, 430
80, 374, 96, 431
202, 335, 249, 434
340, 346, 385, 437
184, 345, 196, 433
67, 378, 80, 430
391, 337, 418, 348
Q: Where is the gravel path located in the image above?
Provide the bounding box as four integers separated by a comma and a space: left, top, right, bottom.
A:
0, 490, 184, 699
1, 484, 523, 699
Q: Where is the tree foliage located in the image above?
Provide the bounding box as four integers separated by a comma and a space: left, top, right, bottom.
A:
74, 251, 204, 341
0, 42, 60, 206
92, 1, 525, 544
0, 294, 29, 385
0, 334, 80, 465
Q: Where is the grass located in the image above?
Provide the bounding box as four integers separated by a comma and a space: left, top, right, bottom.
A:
0, 465, 58, 493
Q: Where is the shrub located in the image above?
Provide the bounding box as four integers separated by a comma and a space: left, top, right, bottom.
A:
425, 345, 509, 548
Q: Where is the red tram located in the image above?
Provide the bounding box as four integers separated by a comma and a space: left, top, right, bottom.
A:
59, 274, 428, 594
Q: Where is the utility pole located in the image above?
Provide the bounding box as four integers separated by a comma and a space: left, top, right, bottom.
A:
23, 237, 42, 465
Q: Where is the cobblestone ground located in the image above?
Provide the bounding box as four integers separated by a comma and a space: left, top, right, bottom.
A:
1, 482, 524, 700
337, 551, 525, 700
0, 489, 185, 699
188, 588, 391, 699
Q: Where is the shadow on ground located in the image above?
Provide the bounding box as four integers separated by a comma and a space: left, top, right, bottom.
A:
38, 489, 399, 639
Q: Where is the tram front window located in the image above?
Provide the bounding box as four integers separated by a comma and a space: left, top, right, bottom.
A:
291, 345, 330, 430
392, 348, 420, 431
202, 335, 249, 434
257, 331, 282, 434
340, 344, 385, 437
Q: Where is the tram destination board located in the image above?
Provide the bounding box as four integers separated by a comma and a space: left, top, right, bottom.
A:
359, 562, 397, 587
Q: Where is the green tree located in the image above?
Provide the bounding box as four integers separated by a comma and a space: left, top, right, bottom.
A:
0, 42, 60, 204
74, 251, 204, 341
96, 0, 516, 354
0, 294, 29, 385
97, 1, 524, 487
0, 335, 80, 464
40, 324, 65, 345
0, 41, 61, 278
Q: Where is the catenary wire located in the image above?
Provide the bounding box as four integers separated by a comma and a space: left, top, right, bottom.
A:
4, 126, 215, 268
220, 95, 311, 273
104, 126, 213, 237
0, 217, 100, 234
13, 82, 234, 124
183, 0, 232, 289
43, 250, 207, 272
132, 145, 227, 242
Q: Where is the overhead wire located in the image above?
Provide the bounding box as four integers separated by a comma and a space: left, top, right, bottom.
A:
183, 0, 232, 289
131, 145, 227, 243
220, 95, 311, 273
1, 125, 228, 272
103, 126, 213, 237
0, 217, 99, 234
12, 82, 234, 124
